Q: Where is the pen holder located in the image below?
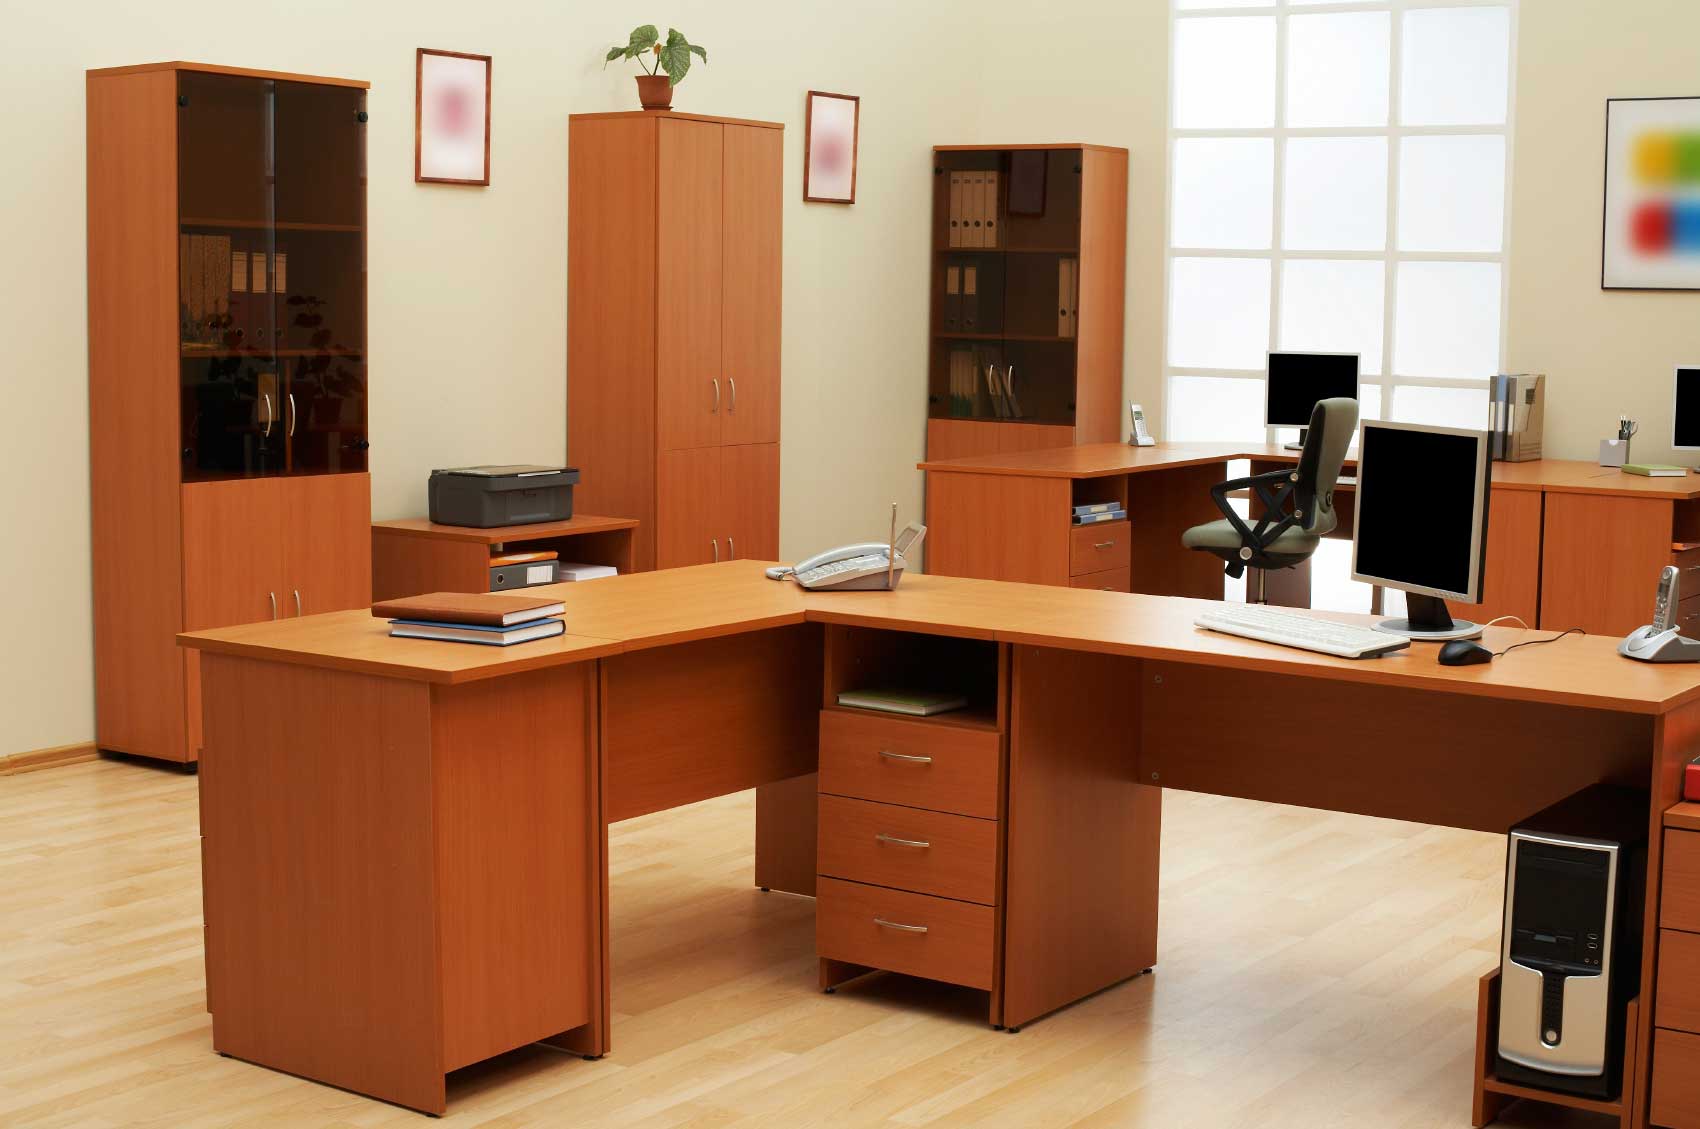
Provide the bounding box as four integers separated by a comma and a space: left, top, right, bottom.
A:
1600, 438, 1630, 468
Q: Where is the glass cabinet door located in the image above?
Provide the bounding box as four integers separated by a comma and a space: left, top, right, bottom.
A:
178, 72, 282, 480
274, 81, 368, 476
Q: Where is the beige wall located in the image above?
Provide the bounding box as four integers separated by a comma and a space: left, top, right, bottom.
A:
1506, 0, 1700, 465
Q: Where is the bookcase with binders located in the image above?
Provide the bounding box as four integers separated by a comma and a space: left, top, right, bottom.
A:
926, 145, 1129, 463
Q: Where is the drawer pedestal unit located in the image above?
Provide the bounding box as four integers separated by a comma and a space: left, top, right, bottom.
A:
1654, 818, 1700, 1128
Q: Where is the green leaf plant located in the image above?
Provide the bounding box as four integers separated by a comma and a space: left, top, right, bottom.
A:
605, 25, 707, 86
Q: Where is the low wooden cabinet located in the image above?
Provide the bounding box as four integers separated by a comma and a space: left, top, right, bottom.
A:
569, 111, 783, 573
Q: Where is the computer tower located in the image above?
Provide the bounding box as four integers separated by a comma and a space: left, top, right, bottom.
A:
1496, 783, 1647, 1099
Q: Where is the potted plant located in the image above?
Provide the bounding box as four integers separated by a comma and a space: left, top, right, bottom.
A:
605, 25, 707, 111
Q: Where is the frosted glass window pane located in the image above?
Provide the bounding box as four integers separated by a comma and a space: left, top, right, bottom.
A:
1167, 257, 1272, 370
1401, 7, 1511, 126
1177, 0, 1266, 8
1171, 139, 1274, 250
1393, 262, 1501, 379
1286, 12, 1390, 128
1174, 17, 1276, 129
1398, 136, 1506, 252
1283, 138, 1388, 251
1278, 259, 1386, 374
1167, 376, 1267, 442
1311, 539, 1376, 615
1390, 384, 1491, 430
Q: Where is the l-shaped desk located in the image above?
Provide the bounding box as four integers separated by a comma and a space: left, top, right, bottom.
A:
181, 563, 1700, 1124
920, 442, 1700, 637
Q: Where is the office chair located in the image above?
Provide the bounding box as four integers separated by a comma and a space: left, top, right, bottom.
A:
1180, 397, 1358, 603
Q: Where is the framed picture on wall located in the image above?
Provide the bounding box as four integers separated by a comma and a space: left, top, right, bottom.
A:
416, 48, 492, 185
1603, 96, 1700, 290
804, 91, 859, 204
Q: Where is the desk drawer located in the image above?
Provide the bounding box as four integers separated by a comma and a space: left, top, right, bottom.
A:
1679, 593, 1700, 635
1659, 929, 1700, 1034
1653, 1028, 1700, 1129
1070, 521, 1130, 576
1070, 566, 1130, 593
818, 794, 997, 905
1665, 830, 1700, 933
818, 710, 1000, 819
816, 876, 994, 990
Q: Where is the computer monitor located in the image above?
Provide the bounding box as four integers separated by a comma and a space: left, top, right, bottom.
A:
1267, 352, 1359, 451
1351, 420, 1492, 641
1674, 366, 1700, 455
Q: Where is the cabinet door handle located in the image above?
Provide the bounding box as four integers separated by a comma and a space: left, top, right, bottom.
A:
261, 393, 273, 437
878, 750, 932, 764
293, 589, 302, 617
875, 833, 931, 849
711, 378, 720, 413
874, 917, 929, 934
287, 393, 296, 437
728, 377, 737, 413
268, 591, 277, 620
728, 536, 735, 559
711, 538, 720, 563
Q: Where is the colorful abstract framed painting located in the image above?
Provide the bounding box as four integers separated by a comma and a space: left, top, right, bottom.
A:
804, 91, 859, 204
416, 48, 491, 186
1603, 96, 1700, 290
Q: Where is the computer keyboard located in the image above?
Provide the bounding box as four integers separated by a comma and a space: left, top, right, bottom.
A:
1195, 604, 1410, 659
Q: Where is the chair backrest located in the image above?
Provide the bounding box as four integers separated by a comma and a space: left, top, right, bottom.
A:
1293, 397, 1358, 536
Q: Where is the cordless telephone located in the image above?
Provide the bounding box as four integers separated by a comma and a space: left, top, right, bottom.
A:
1620, 565, 1700, 662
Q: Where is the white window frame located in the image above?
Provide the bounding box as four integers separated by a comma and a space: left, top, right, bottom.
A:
1163, 0, 1520, 442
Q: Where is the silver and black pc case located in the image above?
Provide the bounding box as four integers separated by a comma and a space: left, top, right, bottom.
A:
1497, 784, 1647, 1099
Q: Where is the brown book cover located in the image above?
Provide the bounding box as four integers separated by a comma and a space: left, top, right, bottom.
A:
488, 549, 560, 566
371, 591, 565, 627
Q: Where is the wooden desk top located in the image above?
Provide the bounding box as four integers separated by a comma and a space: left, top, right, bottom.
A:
372, 514, 639, 544
919, 442, 1700, 499
179, 562, 1700, 713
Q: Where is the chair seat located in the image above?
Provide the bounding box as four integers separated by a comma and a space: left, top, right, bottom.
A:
1181, 519, 1320, 556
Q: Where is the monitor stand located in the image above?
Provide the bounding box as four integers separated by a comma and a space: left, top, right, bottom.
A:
1375, 593, 1483, 641
1283, 427, 1307, 453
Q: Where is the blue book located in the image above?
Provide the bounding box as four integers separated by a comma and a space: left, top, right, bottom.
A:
1072, 502, 1120, 516
388, 617, 565, 646
1072, 509, 1126, 525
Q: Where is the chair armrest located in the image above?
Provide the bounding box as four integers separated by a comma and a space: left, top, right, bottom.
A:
1207, 466, 1304, 557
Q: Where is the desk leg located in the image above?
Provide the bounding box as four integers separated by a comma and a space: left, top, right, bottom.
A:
755, 773, 818, 897
1001, 646, 1160, 1030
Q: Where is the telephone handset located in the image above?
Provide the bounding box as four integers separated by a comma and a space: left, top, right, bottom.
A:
1128, 402, 1156, 447
1620, 565, 1700, 661
766, 506, 927, 591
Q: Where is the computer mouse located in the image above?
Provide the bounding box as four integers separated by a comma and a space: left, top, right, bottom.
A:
1438, 639, 1493, 666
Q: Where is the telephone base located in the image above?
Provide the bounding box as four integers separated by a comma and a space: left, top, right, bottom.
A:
1128, 437, 1156, 447
1619, 626, 1700, 663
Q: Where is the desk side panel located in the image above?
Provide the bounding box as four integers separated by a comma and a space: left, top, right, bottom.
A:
1541, 493, 1672, 635
603, 624, 822, 822
371, 529, 488, 602
432, 663, 597, 1072
925, 471, 1070, 584
199, 654, 445, 1113
1126, 461, 1227, 599
1004, 645, 1158, 1029
1139, 661, 1652, 833
1449, 487, 1542, 628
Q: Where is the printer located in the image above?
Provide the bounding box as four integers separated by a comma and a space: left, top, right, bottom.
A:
428, 465, 579, 528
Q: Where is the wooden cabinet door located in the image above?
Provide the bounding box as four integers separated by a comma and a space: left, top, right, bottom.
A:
657, 447, 724, 568
182, 479, 290, 630
720, 125, 782, 447
1540, 492, 1672, 634
656, 119, 724, 453
281, 472, 372, 616
721, 444, 780, 561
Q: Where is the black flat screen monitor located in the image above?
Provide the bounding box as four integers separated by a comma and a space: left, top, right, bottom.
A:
1266, 352, 1360, 429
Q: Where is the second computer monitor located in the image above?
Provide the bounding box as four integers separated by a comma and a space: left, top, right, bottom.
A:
1267, 353, 1360, 444
1351, 419, 1492, 641
1674, 365, 1700, 452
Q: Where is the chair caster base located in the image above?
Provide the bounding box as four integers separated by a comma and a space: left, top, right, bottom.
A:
823, 986, 836, 994
1006, 1026, 1021, 1034
759, 887, 770, 892
582, 1053, 604, 1061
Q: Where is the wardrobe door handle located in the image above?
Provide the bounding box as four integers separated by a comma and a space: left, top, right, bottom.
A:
728, 377, 737, 413
268, 591, 277, 620
711, 538, 720, 563
711, 378, 720, 413
261, 393, 273, 437
287, 393, 296, 437
293, 589, 302, 617
728, 536, 735, 559
875, 833, 931, 849
874, 917, 929, 934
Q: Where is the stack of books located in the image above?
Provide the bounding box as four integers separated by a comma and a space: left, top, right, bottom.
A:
1072, 502, 1126, 525
371, 592, 566, 646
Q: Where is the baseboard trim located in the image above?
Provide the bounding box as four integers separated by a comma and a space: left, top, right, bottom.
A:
0, 741, 100, 776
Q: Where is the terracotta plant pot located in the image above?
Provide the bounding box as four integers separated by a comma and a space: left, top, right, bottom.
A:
636, 74, 673, 110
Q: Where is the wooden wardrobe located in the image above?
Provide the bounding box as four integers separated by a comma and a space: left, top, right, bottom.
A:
568, 111, 783, 572
88, 63, 372, 765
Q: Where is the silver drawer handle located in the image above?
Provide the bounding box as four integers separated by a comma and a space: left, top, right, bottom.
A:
875, 833, 931, 849
1094, 541, 1113, 550
878, 750, 932, 764
874, 917, 929, 934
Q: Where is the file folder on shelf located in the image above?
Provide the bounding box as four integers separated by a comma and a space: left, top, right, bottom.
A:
962, 264, 978, 332
944, 264, 961, 332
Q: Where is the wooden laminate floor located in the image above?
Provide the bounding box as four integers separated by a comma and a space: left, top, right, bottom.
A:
0, 757, 1612, 1129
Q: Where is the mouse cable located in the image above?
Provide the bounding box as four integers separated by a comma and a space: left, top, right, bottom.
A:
1491, 626, 1584, 658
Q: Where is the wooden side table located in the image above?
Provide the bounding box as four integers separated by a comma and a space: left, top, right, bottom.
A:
371, 515, 640, 602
